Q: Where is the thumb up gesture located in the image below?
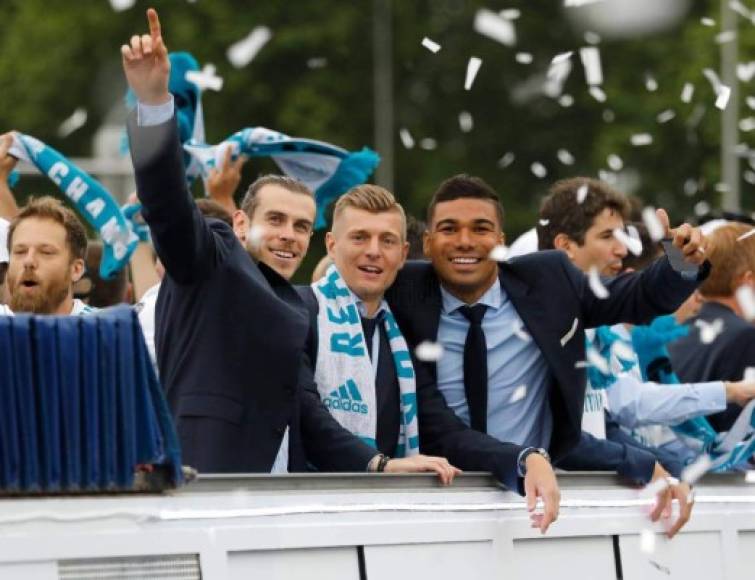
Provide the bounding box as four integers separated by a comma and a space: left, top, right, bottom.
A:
121, 8, 171, 106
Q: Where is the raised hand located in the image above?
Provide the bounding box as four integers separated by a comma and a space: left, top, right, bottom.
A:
206, 145, 248, 214
121, 8, 171, 106
656, 208, 707, 266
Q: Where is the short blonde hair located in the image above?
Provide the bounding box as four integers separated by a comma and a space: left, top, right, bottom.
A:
332, 184, 406, 239
700, 222, 755, 297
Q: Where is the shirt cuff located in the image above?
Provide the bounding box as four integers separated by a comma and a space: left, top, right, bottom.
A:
694, 381, 727, 413
137, 95, 175, 127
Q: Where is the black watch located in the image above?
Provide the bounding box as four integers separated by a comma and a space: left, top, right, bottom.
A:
518, 447, 550, 477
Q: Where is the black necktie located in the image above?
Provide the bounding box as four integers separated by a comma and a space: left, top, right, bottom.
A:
459, 304, 488, 433
361, 312, 384, 360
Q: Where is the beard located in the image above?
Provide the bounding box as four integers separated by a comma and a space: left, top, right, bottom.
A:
8, 269, 71, 314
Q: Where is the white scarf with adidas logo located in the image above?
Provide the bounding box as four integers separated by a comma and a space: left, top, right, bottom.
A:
312, 265, 420, 457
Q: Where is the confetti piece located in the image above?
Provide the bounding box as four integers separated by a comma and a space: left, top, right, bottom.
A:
227, 26, 272, 68
645, 75, 658, 92
579, 47, 603, 86
539, 219, 550, 226
415, 341, 444, 362
641, 475, 670, 498
640, 529, 656, 554
422, 37, 441, 53
459, 111, 474, 133
465, 57, 483, 90
586, 347, 610, 374
703, 68, 722, 93
109, 0, 135, 10
715, 182, 731, 193
577, 184, 589, 204
564, 0, 604, 6
559, 94, 574, 107
589, 86, 606, 102
557, 149, 575, 165
399, 128, 415, 149
736, 285, 755, 320
716, 85, 732, 110
737, 62, 755, 83
545, 57, 573, 98
57, 108, 87, 138
681, 83, 695, 103
497, 152, 515, 168
701, 17, 716, 26
607, 154, 623, 171
745, 171, 755, 185
515, 52, 533, 64
489, 244, 509, 262
730, 0, 751, 18
247, 225, 265, 251
747, 97, 755, 110
307, 57, 328, 69
694, 200, 711, 215
684, 179, 699, 196
614, 228, 643, 256
737, 228, 755, 241
740, 118, 755, 132
560, 317, 579, 347
745, 471, 755, 483
746, 367, 755, 381
642, 207, 666, 242
420, 138, 437, 150
551, 51, 574, 66
510, 385, 527, 403
185, 64, 224, 92
657, 109, 676, 123
474, 8, 517, 46
530, 162, 547, 178
631, 133, 653, 146
512, 320, 531, 342
716, 30, 737, 44
681, 454, 712, 485
584, 31, 601, 44
589, 266, 609, 299
695, 318, 724, 343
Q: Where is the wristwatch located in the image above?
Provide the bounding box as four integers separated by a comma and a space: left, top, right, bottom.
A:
518, 447, 551, 477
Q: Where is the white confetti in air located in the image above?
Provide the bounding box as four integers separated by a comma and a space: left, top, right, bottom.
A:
715, 30, 737, 44
736, 285, 755, 321
681, 454, 712, 485
642, 207, 666, 242
512, 320, 531, 342
746, 367, 755, 381
641, 475, 670, 499
560, 317, 579, 347
109, 0, 135, 10
703, 68, 722, 93
640, 529, 656, 554
684, 179, 699, 196
551, 51, 574, 66
497, 152, 515, 168
579, 47, 603, 86
748, 97, 755, 110
465, 57, 483, 90
474, 8, 517, 46
746, 471, 755, 483
584, 31, 601, 45
559, 94, 575, 107
589, 86, 607, 102
510, 385, 527, 403
740, 118, 755, 132
227, 26, 272, 68
695, 318, 724, 344
489, 244, 509, 262
539, 219, 550, 226
607, 154, 623, 171
577, 184, 589, 204
614, 228, 643, 256
531, 162, 547, 179
185, 64, 224, 92
631, 133, 653, 146
715, 85, 732, 110
545, 57, 573, 98
737, 228, 755, 242
307, 57, 328, 69
57, 108, 87, 138
515, 52, 533, 64
737, 62, 755, 83
589, 266, 609, 299
415, 341, 444, 362
564, 0, 604, 6
399, 128, 415, 149
730, 0, 751, 18
422, 37, 441, 53
715, 182, 731, 193
694, 200, 711, 216
500, 8, 521, 20
645, 75, 658, 92
586, 347, 610, 374
557, 149, 575, 165
681, 83, 695, 103
745, 171, 755, 185
459, 111, 474, 133
657, 109, 676, 124
599, 170, 617, 184
701, 17, 716, 26
247, 225, 265, 251
420, 138, 437, 150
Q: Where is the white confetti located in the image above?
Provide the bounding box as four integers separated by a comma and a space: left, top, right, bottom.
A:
715, 182, 731, 193
307, 57, 328, 69
227, 26, 272, 68
745, 170, 755, 185
641, 475, 670, 499
185, 64, 224, 92
530, 162, 547, 179
497, 152, 515, 168
657, 109, 676, 124
515, 52, 533, 64
746, 471, 755, 483
557, 149, 575, 165
579, 47, 603, 86
419, 138, 437, 150
584, 31, 601, 45
559, 94, 575, 107
564, 0, 604, 6
474, 8, 517, 46
512, 320, 531, 342
740, 118, 755, 132
614, 228, 643, 256
701, 17, 716, 26
545, 57, 573, 98
694, 200, 711, 216
489, 244, 509, 262
560, 317, 579, 347
747, 97, 755, 110
551, 51, 574, 66
684, 178, 699, 196
599, 170, 617, 184
247, 225, 265, 251
589, 266, 609, 299
737, 62, 755, 83
716, 85, 732, 110
422, 37, 441, 53
586, 347, 610, 373
640, 529, 656, 554
109, 0, 135, 10
602, 109, 615, 123
681, 83, 695, 103
746, 367, 755, 381
645, 75, 658, 92
730, 0, 751, 18
737, 228, 755, 242
695, 318, 724, 344
631, 133, 653, 146
577, 184, 589, 204
589, 86, 607, 102
681, 454, 712, 485
510, 385, 527, 403
399, 128, 415, 149
465, 57, 483, 91
716, 30, 737, 44
57, 108, 87, 138
642, 207, 666, 242
539, 219, 550, 226
736, 285, 755, 321
459, 111, 474, 133
415, 341, 444, 362
607, 154, 623, 171
500, 8, 521, 20
703, 68, 722, 93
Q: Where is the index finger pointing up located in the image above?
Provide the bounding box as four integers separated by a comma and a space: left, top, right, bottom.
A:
147, 8, 162, 40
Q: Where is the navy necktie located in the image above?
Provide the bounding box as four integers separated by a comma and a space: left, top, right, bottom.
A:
459, 304, 488, 433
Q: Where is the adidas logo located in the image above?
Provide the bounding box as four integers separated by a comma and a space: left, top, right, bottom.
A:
323, 379, 368, 415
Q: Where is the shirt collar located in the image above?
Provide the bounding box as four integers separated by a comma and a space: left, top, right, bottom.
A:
440, 278, 502, 315
356, 297, 388, 320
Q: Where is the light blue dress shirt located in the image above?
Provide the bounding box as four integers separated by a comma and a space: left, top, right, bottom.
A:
437, 280, 553, 448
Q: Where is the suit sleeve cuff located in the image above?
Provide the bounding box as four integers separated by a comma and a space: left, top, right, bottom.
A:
137, 95, 175, 127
